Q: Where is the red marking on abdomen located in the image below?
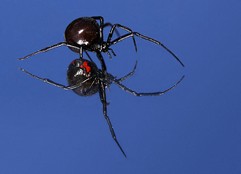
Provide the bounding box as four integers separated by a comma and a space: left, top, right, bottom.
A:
81, 61, 91, 73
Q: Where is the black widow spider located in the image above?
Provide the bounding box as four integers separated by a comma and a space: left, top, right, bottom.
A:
19, 58, 184, 157
18, 16, 185, 73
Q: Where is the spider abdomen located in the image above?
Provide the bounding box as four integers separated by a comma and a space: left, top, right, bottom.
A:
65, 17, 101, 53
67, 59, 99, 96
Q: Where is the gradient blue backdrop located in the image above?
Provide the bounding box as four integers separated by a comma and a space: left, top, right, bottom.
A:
1, 0, 241, 173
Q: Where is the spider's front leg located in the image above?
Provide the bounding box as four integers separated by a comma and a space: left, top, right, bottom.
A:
19, 68, 92, 90
106, 24, 137, 52
18, 42, 80, 61
107, 24, 184, 67
96, 51, 107, 73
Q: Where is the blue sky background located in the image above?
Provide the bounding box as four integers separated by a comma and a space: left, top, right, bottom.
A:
1, 0, 241, 173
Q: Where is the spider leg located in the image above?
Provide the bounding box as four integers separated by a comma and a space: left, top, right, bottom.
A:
96, 51, 107, 72
19, 67, 92, 90
98, 80, 127, 158
108, 24, 185, 67
96, 19, 120, 58
84, 50, 94, 62
103, 22, 121, 37
82, 77, 98, 95
108, 48, 117, 56
103, 47, 117, 60
18, 42, 80, 61
107, 24, 137, 52
113, 75, 185, 96
93, 17, 121, 39
116, 61, 138, 82
79, 46, 84, 59
134, 32, 184, 67
91, 16, 104, 42
106, 51, 113, 59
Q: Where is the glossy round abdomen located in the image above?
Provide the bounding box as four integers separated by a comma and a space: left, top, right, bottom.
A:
67, 59, 99, 96
65, 17, 101, 52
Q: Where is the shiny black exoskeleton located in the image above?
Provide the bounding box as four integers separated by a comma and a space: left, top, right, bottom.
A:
65, 17, 101, 53
19, 16, 185, 71
67, 59, 99, 96
19, 58, 184, 158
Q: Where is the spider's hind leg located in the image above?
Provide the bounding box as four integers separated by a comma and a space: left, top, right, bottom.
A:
116, 61, 138, 82
113, 75, 185, 97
